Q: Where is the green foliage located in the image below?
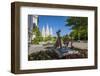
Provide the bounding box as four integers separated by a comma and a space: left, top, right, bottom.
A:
65, 17, 88, 40
32, 26, 43, 44
28, 50, 59, 60
44, 36, 52, 41
32, 26, 55, 44
32, 26, 41, 37
51, 37, 56, 43
62, 34, 69, 41
32, 37, 43, 44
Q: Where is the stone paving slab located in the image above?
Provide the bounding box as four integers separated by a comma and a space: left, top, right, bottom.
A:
28, 42, 87, 55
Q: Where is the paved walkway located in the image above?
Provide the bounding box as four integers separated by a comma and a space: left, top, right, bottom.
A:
28, 42, 87, 55
28, 44, 46, 55
28, 44, 54, 55
72, 42, 87, 49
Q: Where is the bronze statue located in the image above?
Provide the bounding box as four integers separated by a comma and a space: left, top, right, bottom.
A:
55, 30, 62, 48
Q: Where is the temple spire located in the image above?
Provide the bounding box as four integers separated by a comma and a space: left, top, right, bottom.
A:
42, 26, 46, 38
46, 24, 50, 37
42, 24, 53, 38
50, 27, 53, 36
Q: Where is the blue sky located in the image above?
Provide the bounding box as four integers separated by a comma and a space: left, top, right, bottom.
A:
38, 15, 72, 37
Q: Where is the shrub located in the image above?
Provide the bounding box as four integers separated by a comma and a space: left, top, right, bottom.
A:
28, 50, 59, 61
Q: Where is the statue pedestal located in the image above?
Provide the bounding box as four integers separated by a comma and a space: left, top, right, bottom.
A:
54, 47, 73, 58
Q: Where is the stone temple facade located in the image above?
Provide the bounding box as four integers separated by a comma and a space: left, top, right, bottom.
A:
42, 24, 53, 38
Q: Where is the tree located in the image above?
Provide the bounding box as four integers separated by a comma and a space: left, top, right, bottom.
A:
32, 26, 43, 44
62, 34, 69, 42
65, 17, 88, 41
